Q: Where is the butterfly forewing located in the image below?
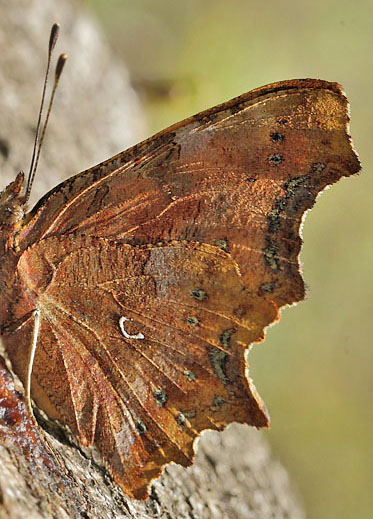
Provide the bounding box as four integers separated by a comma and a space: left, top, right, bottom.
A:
16, 80, 359, 310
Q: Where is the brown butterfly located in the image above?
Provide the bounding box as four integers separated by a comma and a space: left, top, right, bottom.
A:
0, 25, 360, 499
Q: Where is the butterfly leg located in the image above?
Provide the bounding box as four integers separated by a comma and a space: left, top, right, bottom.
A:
25, 307, 41, 421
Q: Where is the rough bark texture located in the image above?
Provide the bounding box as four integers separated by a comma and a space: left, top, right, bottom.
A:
0, 1, 305, 517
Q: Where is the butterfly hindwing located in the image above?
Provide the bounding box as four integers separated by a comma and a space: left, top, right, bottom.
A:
3, 234, 271, 497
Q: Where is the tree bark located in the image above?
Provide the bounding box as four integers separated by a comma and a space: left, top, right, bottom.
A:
0, 1, 305, 517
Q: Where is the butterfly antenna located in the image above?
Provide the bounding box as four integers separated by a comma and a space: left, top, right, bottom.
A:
24, 24, 65, 204
25, 53, 67, 203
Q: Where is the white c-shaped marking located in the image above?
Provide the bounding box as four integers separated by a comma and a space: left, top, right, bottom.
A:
119, 316, 145, 340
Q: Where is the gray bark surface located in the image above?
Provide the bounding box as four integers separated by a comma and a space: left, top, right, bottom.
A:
0, 1, 305, 517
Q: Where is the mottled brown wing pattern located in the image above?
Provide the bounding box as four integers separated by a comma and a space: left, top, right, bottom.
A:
16, 80, 360, 310
4, 234, 271, 497
1, 79, 360, 498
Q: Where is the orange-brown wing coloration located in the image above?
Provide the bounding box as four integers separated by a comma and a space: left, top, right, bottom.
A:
0, 79, 360, 498
4, 236, 271, 498
16, 79, 360, 307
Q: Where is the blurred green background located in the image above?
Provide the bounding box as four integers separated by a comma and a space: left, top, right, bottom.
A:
82, 1, 372, 517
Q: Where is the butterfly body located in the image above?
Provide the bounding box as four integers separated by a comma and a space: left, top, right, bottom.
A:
0, 79, 360, 498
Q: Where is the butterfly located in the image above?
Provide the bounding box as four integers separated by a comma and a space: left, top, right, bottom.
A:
0, 26, 360, 499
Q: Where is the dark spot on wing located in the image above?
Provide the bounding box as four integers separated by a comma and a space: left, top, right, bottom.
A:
191, 289, 208, 301
270, 132, 285, 142
136, 419, 147, 435
154, 389, 167, 407
219, 329, 236, 349
263, 238, 280, 272
209, 348, 229, 383
186, 316, 199, 327
268, 154, 284, 166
